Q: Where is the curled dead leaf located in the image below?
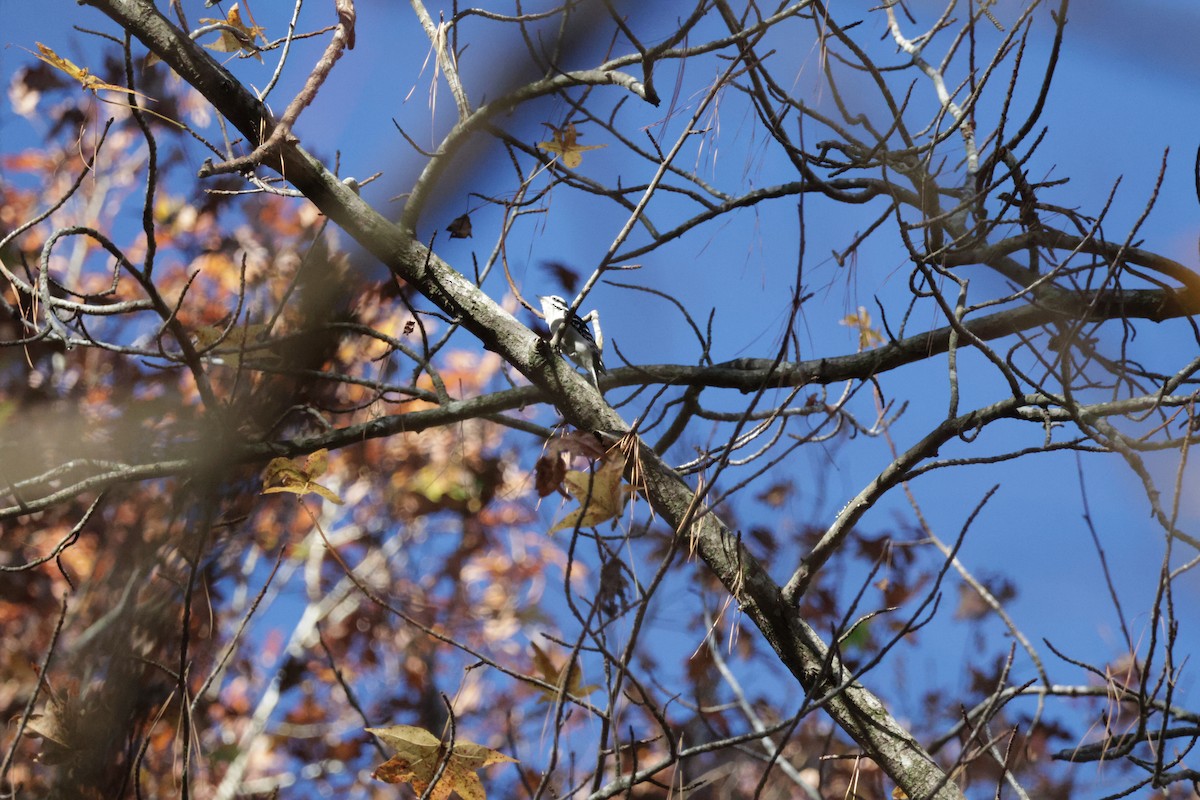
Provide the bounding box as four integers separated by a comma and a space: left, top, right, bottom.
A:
32, 43, 154, 99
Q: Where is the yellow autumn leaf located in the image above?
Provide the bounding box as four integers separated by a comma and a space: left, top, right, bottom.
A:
537, 122, 605, 169
200, 4, 265, 61
33, 43, 155, 100
261, 450, 343, 504
367, 724, 517, 800
839, 306, 884, 351
304, 449, 328, 480
549, 452, 627, 533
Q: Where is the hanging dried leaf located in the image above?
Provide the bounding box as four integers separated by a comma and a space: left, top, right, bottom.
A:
304, 448, 329, 479
261, 449, 343, 504
839, 306, 884, 351
534, 452, 567, 498
598, 558, 629, 616
530, 642, 597, 702
200, 4, 265, 61
545, 430, 607, 462
754, 480, 793, 508
367, 724, 517, 800
446, 213, 473, 239
549, 452, 627, 533
537, 122, 605, 169
25, 693, 78, 765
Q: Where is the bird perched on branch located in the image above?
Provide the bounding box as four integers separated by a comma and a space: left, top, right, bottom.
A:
538, 294, 605, 389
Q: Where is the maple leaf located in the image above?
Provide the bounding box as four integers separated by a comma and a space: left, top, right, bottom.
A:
549, 452, 627, 533
367, 724, 517, 800
32, 43, 155, 100
530, 642, 597, 702
200, 4, 265, 62
839, 306, 884, 351
261, 449, 343, 504
537, 122, 605, 169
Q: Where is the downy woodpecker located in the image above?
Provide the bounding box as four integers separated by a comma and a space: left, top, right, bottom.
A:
538, 294, 605, 388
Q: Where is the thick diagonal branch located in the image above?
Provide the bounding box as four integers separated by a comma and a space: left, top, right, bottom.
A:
82, 2, 964, 795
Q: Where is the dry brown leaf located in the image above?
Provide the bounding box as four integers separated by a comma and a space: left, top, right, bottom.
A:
546, 430, 607, 462
754, 479, 793, 508
26, 694, 77, 765
304, 449, 329, 479
367, 724, 517, 800
530, 642, 597, 702
598, 558, 629, 616
446, 213, 473, 239
533, 452, 567, 498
